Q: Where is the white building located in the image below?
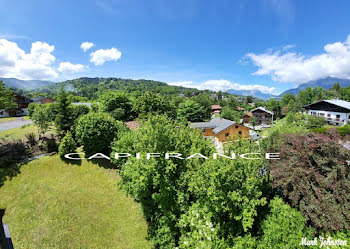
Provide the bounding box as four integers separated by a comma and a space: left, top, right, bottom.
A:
303, 99, 350, 126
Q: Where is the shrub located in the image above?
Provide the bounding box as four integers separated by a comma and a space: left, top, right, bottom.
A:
269, 131, 350, 231
58, 132, 76, 158
100, 91, 134, 121
76, 113, 126, 156
45, 139, 59, 153
27, 102, 39, 118
25, 132, 37, 147
258, 198, 312, 249
32, 105, 51, 137
71, 105, 90, 120
305, 114, 325, 129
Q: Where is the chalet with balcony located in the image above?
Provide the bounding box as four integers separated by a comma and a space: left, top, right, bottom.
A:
303, 99, 350, 126
211, 105, 222, 114
190, 118, 252, 149
250, 107, 274, 125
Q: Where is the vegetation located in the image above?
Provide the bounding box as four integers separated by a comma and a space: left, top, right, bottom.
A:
100, 91, 134, 121
75, 113, 126, 156
54, 85, 73, 136
58, 132, 77, 158
0, 81, 16, 110
0, 155, 152, 249
269, 130, 350, 231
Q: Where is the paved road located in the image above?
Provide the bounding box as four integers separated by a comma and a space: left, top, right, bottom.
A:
0, 117, 33, 132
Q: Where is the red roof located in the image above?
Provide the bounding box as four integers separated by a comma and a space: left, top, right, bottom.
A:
125, 121, 139, 130
211, 105, 222, 110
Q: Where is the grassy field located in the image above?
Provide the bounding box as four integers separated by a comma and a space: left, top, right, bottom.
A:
0, 155, 153, 249
0, 124, 54, 141
0, 117, 16, 123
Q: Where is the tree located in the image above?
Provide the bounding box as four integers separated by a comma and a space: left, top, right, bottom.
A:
177, 100, 205, 122
75, 113, 126, 156
0, 81, 16, 110
58, 132, 77, 158
55, 85, 73, 136
221, 106, 241, 122
250, 115, 257, 129
100, 91, 134, 121
269, 130, 350, 231
133, 91, 175, 119
258, 198, 312, 249
27, 103, 39, 118
32, 105, 51, 138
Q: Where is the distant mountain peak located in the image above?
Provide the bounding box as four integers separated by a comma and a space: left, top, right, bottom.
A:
279, 77, 350, 96
226, 89, 277, 100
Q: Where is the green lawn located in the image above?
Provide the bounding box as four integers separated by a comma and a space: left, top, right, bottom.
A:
0, 125, 54, 141
0, 155, 153, 249
0, 117, 16, 123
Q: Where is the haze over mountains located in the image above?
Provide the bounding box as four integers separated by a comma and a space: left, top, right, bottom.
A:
2, 77, 350, 100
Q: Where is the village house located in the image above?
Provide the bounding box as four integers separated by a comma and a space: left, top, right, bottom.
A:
32, 97, 55, 104
303, 99, 350, 126
211, 105, 222, 114
245, 107, 274, 125
190, 117, 252, 149
0, 94, 32, 117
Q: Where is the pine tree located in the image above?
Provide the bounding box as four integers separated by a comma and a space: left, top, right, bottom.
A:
55, 85, 72, 136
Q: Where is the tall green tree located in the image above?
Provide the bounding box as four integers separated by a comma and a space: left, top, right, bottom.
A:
0, 81, 16, 110
55, 85, 73, 136
177, 100, 206, 122
100, 91, 134, 121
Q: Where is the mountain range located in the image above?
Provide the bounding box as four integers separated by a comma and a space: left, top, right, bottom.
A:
0, 77, 54, 89
2, 76, 350, 100
227, 77, 350, 100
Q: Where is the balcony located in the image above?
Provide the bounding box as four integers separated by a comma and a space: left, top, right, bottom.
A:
326, 117, 345, 123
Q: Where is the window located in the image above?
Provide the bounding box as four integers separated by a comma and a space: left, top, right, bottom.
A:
235, 125, 238, 129
319, 113, 325, 116
238, 131, 242, 135
225, 133, 230, 137
327, 114, 331, 117
0, 111, 3, 115
336, 115, 341, 118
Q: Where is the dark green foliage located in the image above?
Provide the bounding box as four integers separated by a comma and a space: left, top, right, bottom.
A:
221, 106, 241, 122
75, 113, 126, 156
71, 105, 90, 121
176, 100, 206, 122
0, 81, 16, 110
258, 198, 311, 249
269, 131, 350, 231
58, 132, 77, 158
32, 105, 51, 137
305, 114, 325, 129
55, 85, 73, 136
110, 115, 214, 247
27, 102, 39, 118
133, 91, 176, 119
100, 91, 134, 121
44, 139, 59, 153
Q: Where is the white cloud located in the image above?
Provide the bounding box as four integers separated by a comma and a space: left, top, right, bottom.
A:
90, 47, 122, 66
0, 39, 58, 80
169, 80, 275, 94
246, 34, 350, 84
58, 62, 85, 73
80, 41, 94, 52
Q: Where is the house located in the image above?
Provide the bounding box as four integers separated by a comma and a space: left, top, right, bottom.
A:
211, 105, 222, 114
242, 112, 253, 124
1, 94, 33, 117
32, 97, 55, 104
303, 99, 350, 126
250, 107, 274, 125
236, 106, 245, 112
190, 118, 252, 149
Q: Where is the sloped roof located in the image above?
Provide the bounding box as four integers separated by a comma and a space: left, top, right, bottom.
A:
191, 117, 249, 134
211, 105, 222, 110
251, 107, 274, 115
303, 99, 350, 112
125, 121, 139, 130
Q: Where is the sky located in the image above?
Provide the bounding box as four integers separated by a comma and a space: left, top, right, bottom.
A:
1, 0, 350, 95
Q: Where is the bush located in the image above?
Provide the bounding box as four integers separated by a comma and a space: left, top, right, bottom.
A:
27, 102, 38, 118
305, 115, 325, 129
269, 131, 350, 231
258, 198, 312, 249
45, 139, 59, 153
58, 132, 77, 158
25, 132, 37, 147
76, 113, 126, 156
